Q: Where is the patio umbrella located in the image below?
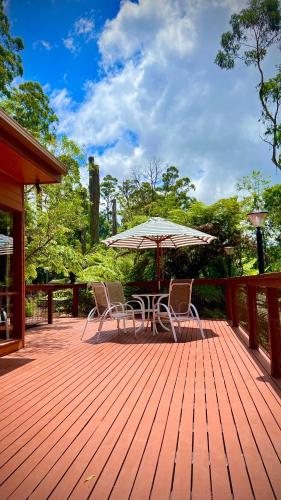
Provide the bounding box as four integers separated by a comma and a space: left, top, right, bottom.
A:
103, 217, 216, 289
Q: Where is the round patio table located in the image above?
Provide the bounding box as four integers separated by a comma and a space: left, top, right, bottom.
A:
132, 293, 168, 334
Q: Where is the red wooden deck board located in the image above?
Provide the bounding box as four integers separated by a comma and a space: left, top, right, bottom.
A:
215, 321, 280, 497
202, 320, 233, 500
31, 341, 168, 499
0, 343, 147, 496
215, 321, 277, 499
0, 317, 280, 500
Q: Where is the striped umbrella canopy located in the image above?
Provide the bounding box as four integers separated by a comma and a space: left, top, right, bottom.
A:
0, 235, 13, 256
103, 217, 216, 288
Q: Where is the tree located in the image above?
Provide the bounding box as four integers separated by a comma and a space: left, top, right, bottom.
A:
215, 0, 281, 169
0, 0, 24, 97
236, 169, 271, 210
143, 157, 163, 190
25, 137, 88, 280
263, 183, 281, 226
161, 166, 195, 209
0, 81, 58, 144
260, 68, 281, 166
100, 174, 118, 222
89, 156, 100, 245
112, 198, 117, 235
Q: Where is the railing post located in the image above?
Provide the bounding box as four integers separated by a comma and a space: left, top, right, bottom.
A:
47, 288, 53, 324
231, 285, 239, 327
266, 287, 281, 377
225, 281, 233, 322
72, 286, 79, 317
247, 285, 259, 349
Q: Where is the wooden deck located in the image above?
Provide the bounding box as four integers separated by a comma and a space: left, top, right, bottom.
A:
0, 318, 280, 500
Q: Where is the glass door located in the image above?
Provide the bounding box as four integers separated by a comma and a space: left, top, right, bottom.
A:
0, 209, 13, 341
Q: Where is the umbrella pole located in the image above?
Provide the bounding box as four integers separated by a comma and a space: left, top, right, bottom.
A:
156, 240, 161, 291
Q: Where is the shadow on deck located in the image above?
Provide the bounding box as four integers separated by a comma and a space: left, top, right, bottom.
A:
0, 318, 280, 499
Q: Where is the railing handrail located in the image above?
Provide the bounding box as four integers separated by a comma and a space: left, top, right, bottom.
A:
26, 283, 87, 291
227, 272, 281, 289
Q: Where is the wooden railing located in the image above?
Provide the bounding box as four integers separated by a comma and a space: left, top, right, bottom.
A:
128, 274, 281, 377
25, 283, 87, 324
225, 272, 281, 377
25, 273, 281, 377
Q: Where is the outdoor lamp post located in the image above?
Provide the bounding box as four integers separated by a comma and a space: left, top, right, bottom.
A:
224, 245, 235, 277
247, 210, 268, 274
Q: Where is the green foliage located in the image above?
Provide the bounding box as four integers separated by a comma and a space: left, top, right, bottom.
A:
100, 174, 118, 222
215, 0, 281, 69
78, 246, 135, 283
263, 179, 281, 225
25, 137, 88, 281
0, 0, 24, 97
236, 169, 271, 210
0, 81, 58, 144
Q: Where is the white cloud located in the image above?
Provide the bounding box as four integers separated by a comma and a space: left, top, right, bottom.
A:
63, 15, 95, 53
52, 0, 279, 202
212, 0, 247, 12
63, 36, 77, 53
33, 39, 53, 51
74, 17, 95, 38
99, 0, 197, 68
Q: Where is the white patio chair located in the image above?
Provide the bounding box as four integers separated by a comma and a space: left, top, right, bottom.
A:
155, 279, 204, 343
81, 282, 136, 341
105, 281, 145, 330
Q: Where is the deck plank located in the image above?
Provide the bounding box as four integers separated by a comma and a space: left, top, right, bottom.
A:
4, 342, 158, 498
203, 320, 233, 500
0, 318, 280, 500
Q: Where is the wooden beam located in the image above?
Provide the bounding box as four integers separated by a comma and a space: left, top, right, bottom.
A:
225, 282, 233, 322
47, 289, 53, 324
72, 286, 79, 318
231, 285, 239, 327
246, 285, 259, 349
266, 287, 281, 378
12, 207, 25, 342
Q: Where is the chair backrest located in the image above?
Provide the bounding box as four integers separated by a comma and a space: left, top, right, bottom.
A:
91, 282, 110, 315
168, 279, 194, 314
105, 281, 125, 305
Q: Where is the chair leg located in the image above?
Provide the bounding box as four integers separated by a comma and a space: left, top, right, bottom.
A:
170, 321, 178, 343
190, 304, 205, 339
132, 315, 136, 337
123, 318, 126, 333
198, 318, 205, 339
81, 320, 88, 340
166, 311, 177, 343
81, 307, 97, 340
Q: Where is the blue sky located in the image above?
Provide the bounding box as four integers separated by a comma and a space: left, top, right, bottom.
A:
7, 0, 281, 202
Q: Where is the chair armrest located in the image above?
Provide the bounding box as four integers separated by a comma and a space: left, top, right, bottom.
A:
126, 299, 145, 311
156, 294, 169, 307
156, 302, 171, 315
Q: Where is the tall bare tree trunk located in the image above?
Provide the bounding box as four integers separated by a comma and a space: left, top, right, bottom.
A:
88, 156, 100, 245
80, 187, 87, 254
112, 198, 117, 235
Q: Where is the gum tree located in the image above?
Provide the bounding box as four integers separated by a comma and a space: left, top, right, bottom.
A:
0, 0, 24, 96
215, 0, 281, 169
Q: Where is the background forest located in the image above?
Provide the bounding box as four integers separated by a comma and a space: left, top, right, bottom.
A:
0, 0, 280, 288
